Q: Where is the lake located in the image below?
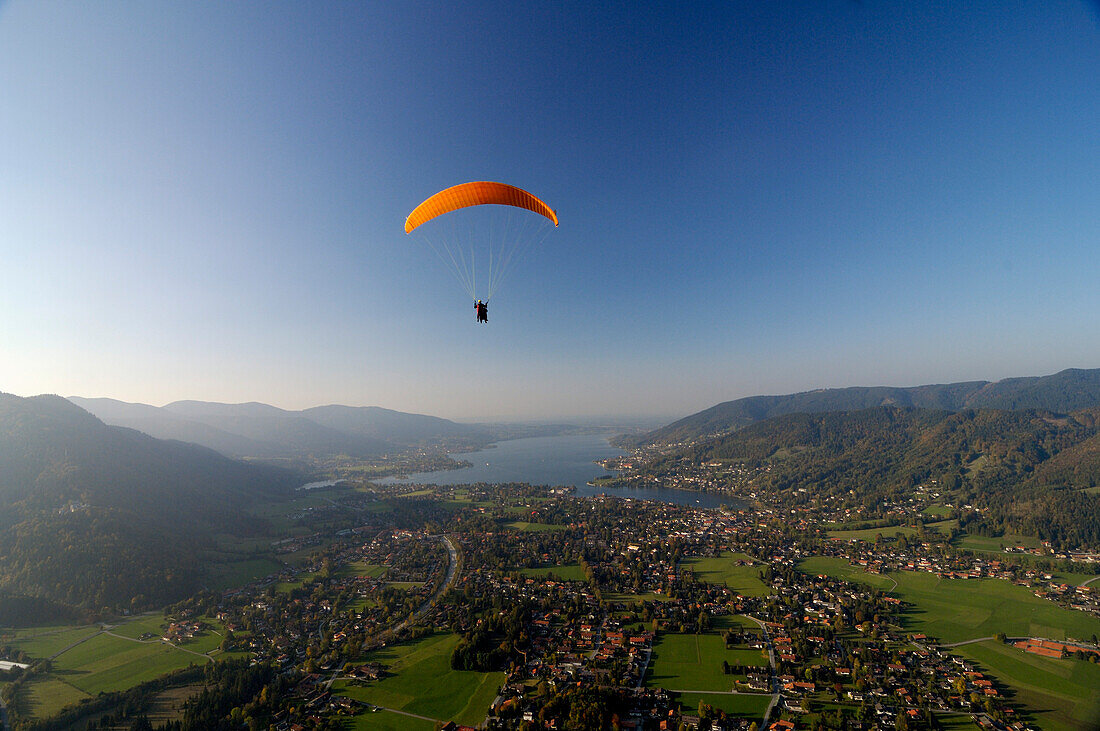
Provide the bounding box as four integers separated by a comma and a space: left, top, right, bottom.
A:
379, 432, 749, 510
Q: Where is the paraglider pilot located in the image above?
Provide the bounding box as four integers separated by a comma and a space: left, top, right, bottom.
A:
475, 300, 488, 323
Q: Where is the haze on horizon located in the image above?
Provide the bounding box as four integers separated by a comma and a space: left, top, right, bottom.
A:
2, 1, 1099, 422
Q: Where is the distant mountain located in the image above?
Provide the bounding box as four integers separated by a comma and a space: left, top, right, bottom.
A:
632, 368, 1100, 446
69, 397, 488, 458
0, 393, 298, 617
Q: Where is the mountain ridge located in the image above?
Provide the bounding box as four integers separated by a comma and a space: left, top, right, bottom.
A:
632, 367, 1100, 446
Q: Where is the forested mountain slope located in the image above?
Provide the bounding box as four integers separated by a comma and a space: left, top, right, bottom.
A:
633, 368, 1100, 446
0, 393, 298, 617
656, 406, 1100, 547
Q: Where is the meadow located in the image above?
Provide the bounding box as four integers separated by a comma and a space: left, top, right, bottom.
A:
797, 557, 1100, 643
826, 519, 956, 542
645, 632, 764, 692
681, 552, 770, 597
954, 639, 1100, 731
5, 613, 224, 721
331, 632, 504, 727
675, 691, 771, 720
518, 563, 588, 582
504, 520, 566, 532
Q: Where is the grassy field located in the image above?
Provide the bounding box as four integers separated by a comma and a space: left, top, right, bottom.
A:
646, 633, 741, 692
15, 677, 90, 720
205, 557, 284, 590
954, 640, 1100, 731
107, 613, 168, 640
332, 633, 504, 726
504, 521, 566, 532
518, 563, 588, 582
798, 557, 1100, 643
5, 625, 102, 659
676, 691, 771, 719
343, 707, 437, 730
827, 519, 957, 541
682, 552, 770, 597
50, 632, 206, 696
922, 504, 955, 518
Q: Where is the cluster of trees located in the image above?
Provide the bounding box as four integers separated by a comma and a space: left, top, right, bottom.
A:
451, 603, 527, 671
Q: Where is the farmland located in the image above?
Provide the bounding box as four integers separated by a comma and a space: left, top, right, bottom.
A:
797, 557, 1100, 643
953, 639, 1100, 731
331, 632, 504, 727
681, 552, 770, 597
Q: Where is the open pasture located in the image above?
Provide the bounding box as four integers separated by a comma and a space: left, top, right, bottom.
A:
344, 707, 436, 730
504, 520, 565, 532
955, 639, 1100, 731
332, 632, 503, 727
50, 631, 205, 696
5, 625, 101, 660
797, 558, 1100, 644
676, 691, 770, 720
15, 677, 90, 720
682, 552, 769, 597
645, 633, 740, 692
518, 563, 588, 582
827, 519, 956, 541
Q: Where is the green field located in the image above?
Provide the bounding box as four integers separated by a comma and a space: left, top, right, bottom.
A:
504, 521, 566, 532
344, 707, 437, 730
676, 691, 771, 719
16, 677, 90, 720
6, 625, 102, 660
954, 640, 1100, 731
827, 519, 956, 541
798, 558, 1100, 644
518, 563, 588, 582
206, 557, 284, 590
332, 633, 503, 726
107, 614, 168, 641
922, 504, 955, 518
646, 633, 740, 692
682, 552, 769, 597
50, 632, 206, 696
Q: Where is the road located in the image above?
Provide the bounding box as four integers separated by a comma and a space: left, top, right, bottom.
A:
744, 614, 781, 727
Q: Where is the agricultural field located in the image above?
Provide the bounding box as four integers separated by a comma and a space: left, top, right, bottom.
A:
4, 625, 101, 659
675, 690, 771, 720
517, 563, 589, 582
343, 707, 436, 731
797, 557, 1100, 643
827, 519, 956, 541
954, 639, 1100, 731
5, 613, 219, 722
15, 677, 89, 720
205, 556, 284, 590
645, 633, 742, 692
331, 632, 504, 727
504, 520, 566, 532
681, 552, 770, 597
49, 632, 206, 696
922, 504, 955, 518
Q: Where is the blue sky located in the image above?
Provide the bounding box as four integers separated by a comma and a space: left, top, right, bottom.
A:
1, 1, 1098, 421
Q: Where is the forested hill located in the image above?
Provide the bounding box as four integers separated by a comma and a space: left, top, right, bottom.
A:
0, 393, 299, 618
658, 405, 1100, 548
631, 367, 1100, 446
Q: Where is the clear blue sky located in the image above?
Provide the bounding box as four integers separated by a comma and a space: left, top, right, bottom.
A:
1, 1, 1098, 421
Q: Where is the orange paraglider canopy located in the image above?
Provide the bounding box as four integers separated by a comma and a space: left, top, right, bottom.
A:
405, 181, 558, 234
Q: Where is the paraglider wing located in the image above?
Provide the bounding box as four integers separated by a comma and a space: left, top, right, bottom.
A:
404, 181, 558, 234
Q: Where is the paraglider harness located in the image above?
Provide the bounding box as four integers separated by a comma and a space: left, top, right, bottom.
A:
475, 300, 488, 323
